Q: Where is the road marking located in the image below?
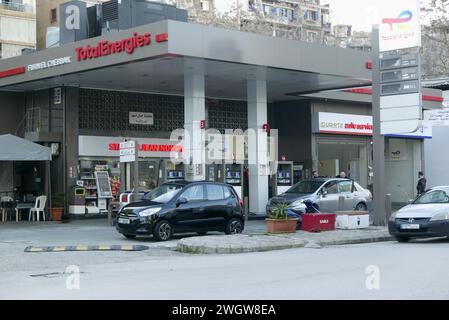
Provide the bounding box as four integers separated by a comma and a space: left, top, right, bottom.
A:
24, 245, 149, 252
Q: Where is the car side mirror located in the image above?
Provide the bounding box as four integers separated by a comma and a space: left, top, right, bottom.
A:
321, 190, 328, 198
176, 197, 188, 207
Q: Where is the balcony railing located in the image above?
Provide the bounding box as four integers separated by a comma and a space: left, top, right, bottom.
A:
0, 1, 34, 14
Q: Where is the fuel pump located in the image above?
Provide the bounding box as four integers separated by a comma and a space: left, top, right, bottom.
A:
270, 161, 294, 196
224, 163, 243, 199
161, 160, 185, 183
206, 162, 224, 182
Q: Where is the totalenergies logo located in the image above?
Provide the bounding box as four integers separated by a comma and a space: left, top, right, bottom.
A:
382, 10, 413, 31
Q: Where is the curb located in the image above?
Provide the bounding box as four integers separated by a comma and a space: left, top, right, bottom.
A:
177, 234, 394, 255
24, 244, 150, 252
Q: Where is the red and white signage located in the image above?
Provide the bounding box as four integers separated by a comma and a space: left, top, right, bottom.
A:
313, 112, 373, 136
79, 136, 183, 158
75, 32, 168, 61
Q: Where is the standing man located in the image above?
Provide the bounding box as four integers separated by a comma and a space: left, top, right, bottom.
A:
416, 171, 427, 196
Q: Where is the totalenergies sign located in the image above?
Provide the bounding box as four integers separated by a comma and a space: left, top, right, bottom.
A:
379, 0, 421, 52
75, 32, 168, 61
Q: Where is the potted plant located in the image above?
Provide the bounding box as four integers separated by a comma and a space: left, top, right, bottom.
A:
50, 193, 65, 221
266, 202, 298, 233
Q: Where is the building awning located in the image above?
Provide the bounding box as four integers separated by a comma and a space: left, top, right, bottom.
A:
0, 134, 51, 161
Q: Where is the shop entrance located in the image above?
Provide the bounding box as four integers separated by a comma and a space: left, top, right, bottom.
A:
14, 161, 46, 203
317, 142, 369, 188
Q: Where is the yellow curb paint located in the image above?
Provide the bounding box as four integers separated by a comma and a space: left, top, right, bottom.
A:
29, 247, 43, 252
121, 245, 134, 251
52, 246, 66, 252
98, 245, 111, 250
76, 245, 88, 251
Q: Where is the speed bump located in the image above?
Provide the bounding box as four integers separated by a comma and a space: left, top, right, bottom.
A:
24, 245, 149, 252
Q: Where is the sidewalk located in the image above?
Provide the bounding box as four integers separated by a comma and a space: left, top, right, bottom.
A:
178, 220, 393, 254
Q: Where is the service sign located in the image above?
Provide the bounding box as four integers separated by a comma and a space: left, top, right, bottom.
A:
313, 112, 373, 136
379, 0, 421, 52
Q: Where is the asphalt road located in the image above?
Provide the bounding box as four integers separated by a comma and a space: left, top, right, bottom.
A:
2, 235, 449, 299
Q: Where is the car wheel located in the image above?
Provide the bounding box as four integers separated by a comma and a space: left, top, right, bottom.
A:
197, 231, 207, 236
123, 234, 136, 239
355, 203, 367, 211
225, 218, 243, 235
153, 220, 172, 241
395, 236, 410, 243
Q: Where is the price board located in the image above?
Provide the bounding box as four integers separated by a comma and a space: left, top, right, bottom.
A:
95, 171, 113, 199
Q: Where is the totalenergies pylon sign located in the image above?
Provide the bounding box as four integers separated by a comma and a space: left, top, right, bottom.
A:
379, 0, 421, 52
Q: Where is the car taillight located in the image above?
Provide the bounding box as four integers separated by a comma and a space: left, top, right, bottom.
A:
122, 194, 128, 203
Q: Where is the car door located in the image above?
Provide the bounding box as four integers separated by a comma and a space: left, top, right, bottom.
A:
173, 184, 206, 232
338, 180, 358, 210
317, 180, 341, 212
203, 184, 228, 229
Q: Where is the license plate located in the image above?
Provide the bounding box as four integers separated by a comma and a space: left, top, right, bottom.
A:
118, 218, 130, 225
400, 224, 420, 230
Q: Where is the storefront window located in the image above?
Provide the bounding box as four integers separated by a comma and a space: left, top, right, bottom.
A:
317, 142, 368, 188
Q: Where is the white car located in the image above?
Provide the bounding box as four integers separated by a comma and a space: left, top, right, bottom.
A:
389, 186, 449, 242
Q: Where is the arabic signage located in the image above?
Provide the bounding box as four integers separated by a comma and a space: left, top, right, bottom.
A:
379, 0, 421, 52
129, 112, 154, 125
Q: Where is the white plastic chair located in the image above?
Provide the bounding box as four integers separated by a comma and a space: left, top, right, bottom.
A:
29, 196, 47, 222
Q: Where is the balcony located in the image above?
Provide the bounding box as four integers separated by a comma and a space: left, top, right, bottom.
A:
0, 1, 34, 14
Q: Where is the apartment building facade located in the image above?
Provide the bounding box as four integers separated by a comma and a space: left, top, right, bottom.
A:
0, 0, 36, 59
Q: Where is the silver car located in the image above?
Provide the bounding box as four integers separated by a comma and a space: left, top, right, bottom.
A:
266, 178, 372, 215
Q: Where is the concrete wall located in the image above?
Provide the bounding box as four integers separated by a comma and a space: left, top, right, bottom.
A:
64, 87, 79, 207
0, 92, 25, 135
311, 99, 371, 116
425, 126, 449, 189
269, 100, 313, 168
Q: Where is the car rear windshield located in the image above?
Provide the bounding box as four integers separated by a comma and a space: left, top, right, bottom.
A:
286, 180, 323, 194
414, 189, 449, 204
143, 184, 183, 203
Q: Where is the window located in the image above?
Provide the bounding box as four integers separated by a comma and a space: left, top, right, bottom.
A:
206, 184, 225, 201
181, 185, 204, 202
224, 187, 232, 199
323, 181, 339, 194
200, 1, 209, 11
50, 8, 57, 23
339, 181, 353, 193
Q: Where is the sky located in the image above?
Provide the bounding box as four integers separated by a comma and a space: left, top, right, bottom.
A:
321, 0, 432, 31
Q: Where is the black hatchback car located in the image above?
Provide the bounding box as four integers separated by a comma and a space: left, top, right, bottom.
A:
116, 181, 245, 241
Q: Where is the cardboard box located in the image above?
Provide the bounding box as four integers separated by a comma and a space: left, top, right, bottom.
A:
335, 211, 369, 229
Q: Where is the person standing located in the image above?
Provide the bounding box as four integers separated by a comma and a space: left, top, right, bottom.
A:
417, 171, 427, 196
336, 171, 346, 178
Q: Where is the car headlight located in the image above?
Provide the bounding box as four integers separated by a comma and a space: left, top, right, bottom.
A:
389, 211, 398, 221
288, 200, 307, 211
139, 207, 162, 217
430, 212, 449, 221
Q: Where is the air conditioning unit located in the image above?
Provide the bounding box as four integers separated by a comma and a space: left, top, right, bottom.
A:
101, 0, 188, 34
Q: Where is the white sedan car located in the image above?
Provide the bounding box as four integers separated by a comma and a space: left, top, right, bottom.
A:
389, 186, 449, 242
